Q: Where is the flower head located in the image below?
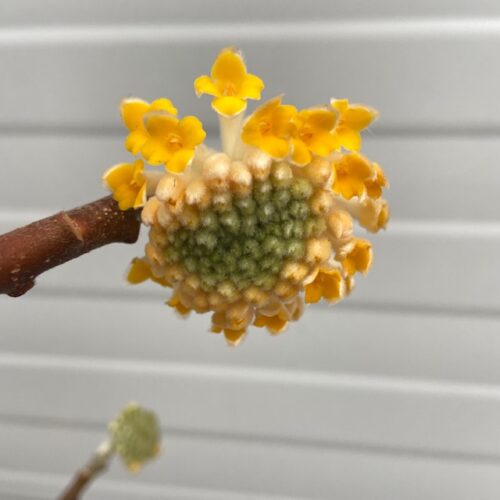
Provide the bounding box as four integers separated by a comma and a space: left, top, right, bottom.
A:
103, 159, 146, 210
331, 98, 378, 151
102, 47, 390, 345
109, 402, 161, 472
241, 96, 297, 159
195, 47, 264, 117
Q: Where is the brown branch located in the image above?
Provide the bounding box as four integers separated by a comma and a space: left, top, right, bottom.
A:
0, 196, 140, 297
58, 441, 113, 500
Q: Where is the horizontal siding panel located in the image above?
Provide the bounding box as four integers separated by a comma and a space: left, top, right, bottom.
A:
1, 214, 499, 312
2, 422, 500, 500
3, 0, 500, 26
2, 295, 500, 385
2, 353, 500, 458
1, 28, 500, 129
2, 135, 500, 222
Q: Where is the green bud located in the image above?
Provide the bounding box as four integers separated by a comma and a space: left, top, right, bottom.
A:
291, 178, 313, 200
286, 239, 305, 259
183, 256, 197, 273
254, 180, 273, 203
243, 239, 261, 258
200, 210, 219, 230
241, 214, 257, 236
257, 202, 275, 223
219, 209, 240, 233
235, 196, 256, 215
273, 188, 291, 208
290, 200, 310, 220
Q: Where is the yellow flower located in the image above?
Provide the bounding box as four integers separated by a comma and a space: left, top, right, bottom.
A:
365, 163, 389, 199
330, 98, 378, 151
291, 108, 338, 166
141, 114, 206, 173
253, 312, 288, 334
121, 98, 178, 155
241, 96, 297, 158
127, 258, 171, 287
341, 238, 373, 276
332, 152, 376, 200
194, 47, 265, 117
304, 268, 344, 304
103, 159, 146, 210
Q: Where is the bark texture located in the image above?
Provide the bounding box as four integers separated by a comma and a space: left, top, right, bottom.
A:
0, 196, 140, 297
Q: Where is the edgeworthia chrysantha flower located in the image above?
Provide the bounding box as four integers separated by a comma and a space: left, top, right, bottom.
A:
102, 47, 390, 346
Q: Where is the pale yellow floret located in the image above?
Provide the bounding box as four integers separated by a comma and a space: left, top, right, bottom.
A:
243, 148, 272, 181
141, 197, 161, 226
305, 238, 332, 265
270, 162, 293, 188
280, 261, 310, 283
310, 189, 334, 215
300, 157, 332, 187
202, 153, 231, 191
243, 286, 271, 307
229, 161, 253, 196
185, 178, 211, 209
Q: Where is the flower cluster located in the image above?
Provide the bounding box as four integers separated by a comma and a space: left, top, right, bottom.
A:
103, 47, 389, 345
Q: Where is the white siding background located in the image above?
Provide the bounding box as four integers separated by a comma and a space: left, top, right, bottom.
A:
1, 1, 500, 499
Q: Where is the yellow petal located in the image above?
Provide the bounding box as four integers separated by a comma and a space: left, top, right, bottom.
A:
291, 138, 311, 166
141, 138, 172, 166
304, 281, 323, 303
121, 98, 149, 130
322, 270, 343, 302
259, 136, 290, 159
125, 129, 149, 155
331, 98, 349, 114
211, 48, 246, 87
150, 98, 178, 116
303, 108, 337, 131
212, 96, 247, 117
167, 149, 194, 173
265, 314, 288, 334
103, 163, 133, 190
343, 105, 378, 130
347, 153, 375, 179
224, 328, 246, 346
272, 104, 298, 136
194, 75, 221, 97
178, 116, 206, 148
335, 127, 361, 151
127, 258, 151, 284
307, 131, 338, 157
145, 114, 179, 138
333, 176, 366, 200
237, 73, 265, 100
133, 183, 147, 209
113, 184, 137, 210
